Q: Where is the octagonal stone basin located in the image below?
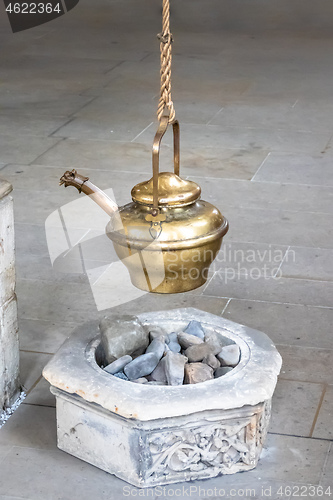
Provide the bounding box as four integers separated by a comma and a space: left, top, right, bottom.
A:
43, 308, 282, 488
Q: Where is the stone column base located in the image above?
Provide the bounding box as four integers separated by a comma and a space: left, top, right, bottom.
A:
0, 179, 21, 419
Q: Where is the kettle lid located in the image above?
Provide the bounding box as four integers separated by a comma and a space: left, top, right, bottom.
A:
131, 172, 201, 207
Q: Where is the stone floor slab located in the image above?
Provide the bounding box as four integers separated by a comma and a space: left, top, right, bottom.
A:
53, 114, 154, 143
210, 99, 333, 134
78, 88, 221, 127
277, 345, 333, 385
195, 177, 333, 214
1, 53, 119, 81
0, 92, 94, 118
17, 275, 217, 327
0, 446, 13, 465
0, 114, 69, 138
33, 138, 269, 181
19, 351, 53, 392
313, 385, 333, 440
155, 478, 333, 500
16, 223, 109, 268
212, 241, 288, 274
252, 152, 333, 186
210, 100, 293, 130
0, 64, 120, 97
16, 279, 99, 323
321, 443, 333, 488
57, 230, 118, 266
23, 378, 55, 408
0, 135, 61, 164
225, 206, 333, 248
33, 139, 156, 173
270, 379, 324, 437
323, 136, 333, 157
246, 434, 330, 484
205, 273, 333, 307
0, 496, 30, 500
0, 446, 129, 500
223, 300, 333, 350
149, 478, 293, 500
180, 147, 269, 180
135, 122, 332, 155
15, 223, 49, 258
15, 252, 110, 286
281, 246, 333, 281
106, 294, 228, 317
18, 319, 75, 354
23, 29, 149, 62
0, 405, 56, 450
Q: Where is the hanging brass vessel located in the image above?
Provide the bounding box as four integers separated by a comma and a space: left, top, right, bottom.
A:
60, 115, 228, 293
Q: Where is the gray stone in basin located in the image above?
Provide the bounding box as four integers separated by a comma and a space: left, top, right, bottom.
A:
131, 378, 148, 384
178, 332, 204, 349
113, 371, 129, 381
145, 338, 165, 360
183, 320, 205, 339
185, 363, 214, 384
165, 352, 187, 386
148, 326, 166, 343
104, 355, 132, 375
215, 366, 234, 378
204, 330, 234, 349
150, 357, 167, 384
99, 314, 149, 364
124, 353, 159, 380
203, 353, 220, 370
168, 341, 181, 353
217, 345, 241, 367
184, 340, 221, 362
166, 332, 178, 344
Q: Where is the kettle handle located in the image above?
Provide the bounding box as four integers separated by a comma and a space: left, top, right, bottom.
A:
152, 113, 180, 210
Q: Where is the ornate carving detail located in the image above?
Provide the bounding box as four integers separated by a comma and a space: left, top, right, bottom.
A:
257, 400, 271, 447
146, 416, 261, 480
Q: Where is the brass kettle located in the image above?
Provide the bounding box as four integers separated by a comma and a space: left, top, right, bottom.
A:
60, 116, 228, 293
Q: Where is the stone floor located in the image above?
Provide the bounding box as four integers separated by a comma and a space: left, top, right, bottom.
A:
0, 0, 333, 498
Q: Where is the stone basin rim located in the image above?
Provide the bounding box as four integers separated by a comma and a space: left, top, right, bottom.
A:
43, 308, 282, 421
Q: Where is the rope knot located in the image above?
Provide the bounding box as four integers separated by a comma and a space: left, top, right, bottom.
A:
157, 32, 174, 44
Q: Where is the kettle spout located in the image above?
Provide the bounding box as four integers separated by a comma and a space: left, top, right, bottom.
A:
60, 170, 118, 217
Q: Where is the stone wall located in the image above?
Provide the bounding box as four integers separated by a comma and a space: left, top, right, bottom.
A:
0, 179, 20, 414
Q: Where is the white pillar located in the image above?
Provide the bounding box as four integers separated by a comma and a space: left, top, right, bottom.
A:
0, 179, 20, 415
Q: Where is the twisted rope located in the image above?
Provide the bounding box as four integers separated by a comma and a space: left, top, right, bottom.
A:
157, 0, 175, 123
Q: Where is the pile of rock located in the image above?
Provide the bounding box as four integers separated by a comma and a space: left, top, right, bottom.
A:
101, 319, 240, 386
